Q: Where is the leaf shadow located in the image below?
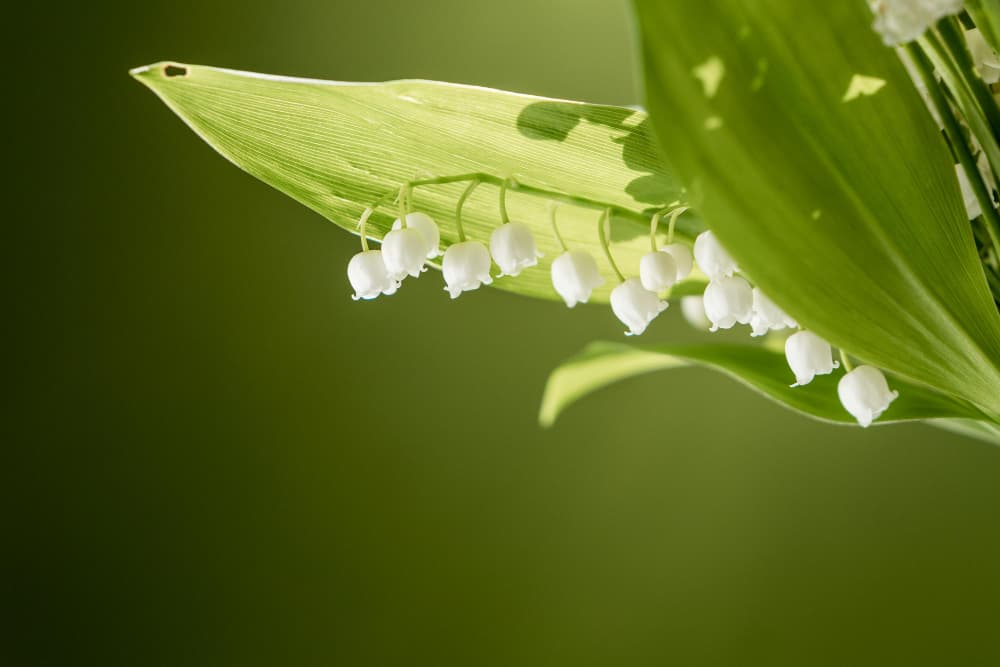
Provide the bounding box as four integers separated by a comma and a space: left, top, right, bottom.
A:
515, 101, 677, 211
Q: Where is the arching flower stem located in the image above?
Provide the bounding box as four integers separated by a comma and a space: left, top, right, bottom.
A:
549, 204, 569, 252
499, 177, 515, 224
598, 208, 626, 283
666, 206, 688, 244
357, 207, 375, 252
840, 349, 854, 373
648, 205, 689, 252
454, 179, 480, 243
649, 212, 662, 252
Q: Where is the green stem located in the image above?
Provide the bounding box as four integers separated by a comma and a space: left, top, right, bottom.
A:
357, 207, 374, 252
550, 204, 568, 252
666, 206, 687, 244
598, 208, 625, 283
839, 349, 854, 373
405, 172, 681, 226
649, 212, 662, 252
939, 17, 1000, 139
905, 43, 1000, 262
919, 29, 1000, 180
499, 178, 513, 224
454, 179, 480, 242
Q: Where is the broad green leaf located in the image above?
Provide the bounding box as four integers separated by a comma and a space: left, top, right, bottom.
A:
968, 0, 1000, 53
539, 342, 989, 430
131, 62, 705, 303
632, 1, 1000, 420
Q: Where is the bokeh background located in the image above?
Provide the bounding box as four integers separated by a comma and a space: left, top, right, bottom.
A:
10, 1, 1000, 665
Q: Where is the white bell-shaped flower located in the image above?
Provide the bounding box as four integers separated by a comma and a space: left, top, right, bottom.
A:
347, 249, 399, 300
702, 275, 752, 331
838, 365, 899, 427
693, 230, 738, 280
639, 250, 678, 292
967, 28, 1000, 84
381, 227, 429, 280
489, 222, 542, 277
785, 330, 839, 387
392, 212, 441, 259
869, 0, 963, 46
749, 288, 798, 337
680, 295, 712, 330
551, 250, 605, 308
660, 243, 693, 281
610, 278, 668, 336
442, 241, 493, 299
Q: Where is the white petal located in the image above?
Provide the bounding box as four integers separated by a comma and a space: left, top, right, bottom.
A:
693, 230, 738, 280
442, 241, 493, 298
610, 278, 668, 336
382, 227, 429, 280
838, 365, 899, 427
347, 250, 398, 300
551, 251, 604, 308
785, 331, 839, 387
660, 243, 693, 280
393, 212, 441, 259
702, 275, 752, 331
639, 250, 678, 292
490, 222, 542, 277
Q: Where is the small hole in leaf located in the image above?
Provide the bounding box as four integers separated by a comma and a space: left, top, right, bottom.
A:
163, 65, 188, 78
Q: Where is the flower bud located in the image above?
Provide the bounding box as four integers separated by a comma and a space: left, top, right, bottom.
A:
838, 365, 899, 427
347, 250, 399, 300
693, 230, 738, 280
610, 278, 668, 336
967, 28, 1000, 84
489, 222, 542, 277
680, 295, 712, 330
639, 250, 678, 292
784, 330, 839, 387
551, 250, 604, 308
702, 275, 752, 331
382, 227, 429, 280
749, 287, 798, 337
392, 212, 441, 259
869, 0, 963, 45
442, 241, 493, 299
660, 243, 693, 280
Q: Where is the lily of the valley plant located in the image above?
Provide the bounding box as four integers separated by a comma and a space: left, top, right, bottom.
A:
133, 0, 1000, 444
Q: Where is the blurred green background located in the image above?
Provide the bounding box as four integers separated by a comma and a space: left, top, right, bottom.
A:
10, 1, 1000, 665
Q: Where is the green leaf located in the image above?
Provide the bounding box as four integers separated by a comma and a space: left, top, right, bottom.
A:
539, 341, 989, 430
968, 0, 1000, 54
131, 62, 704, 303
632, 1, 1000, 419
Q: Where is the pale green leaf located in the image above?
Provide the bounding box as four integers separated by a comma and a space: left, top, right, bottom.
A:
539, 342, 989, 430
131, 62, 705, 303
632, 1, 1000, 419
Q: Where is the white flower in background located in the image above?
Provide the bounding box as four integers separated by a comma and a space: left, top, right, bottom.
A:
702, 275, 753, 331
347, 249, 399, 300
610, 278, 668, 336
382, 227, 429, 280
680, 295, 712, 330
693, 230, 738, 280
551, 250, 605, 307
490, 222, 542, 277
966, 27, 1000, 83
392, 212, 441, 259
785, 331, 839, 387
838, 365, 899, 427
749, 287, 798, 337
639, 250, 678, 292
442, 241, 493, 299
660, 243, 694, 281
957, 164, 982, 220
869, 0, 964, 46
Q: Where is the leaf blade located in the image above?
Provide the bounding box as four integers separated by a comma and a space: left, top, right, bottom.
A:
632, 1, 1000, 417
131, 62, 705, 303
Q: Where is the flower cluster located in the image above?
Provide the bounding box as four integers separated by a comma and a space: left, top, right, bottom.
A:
686, 230, 899, 427
346, 177, 899, 427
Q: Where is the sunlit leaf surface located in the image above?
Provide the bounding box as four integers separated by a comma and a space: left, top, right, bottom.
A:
132, 62, 705, 302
